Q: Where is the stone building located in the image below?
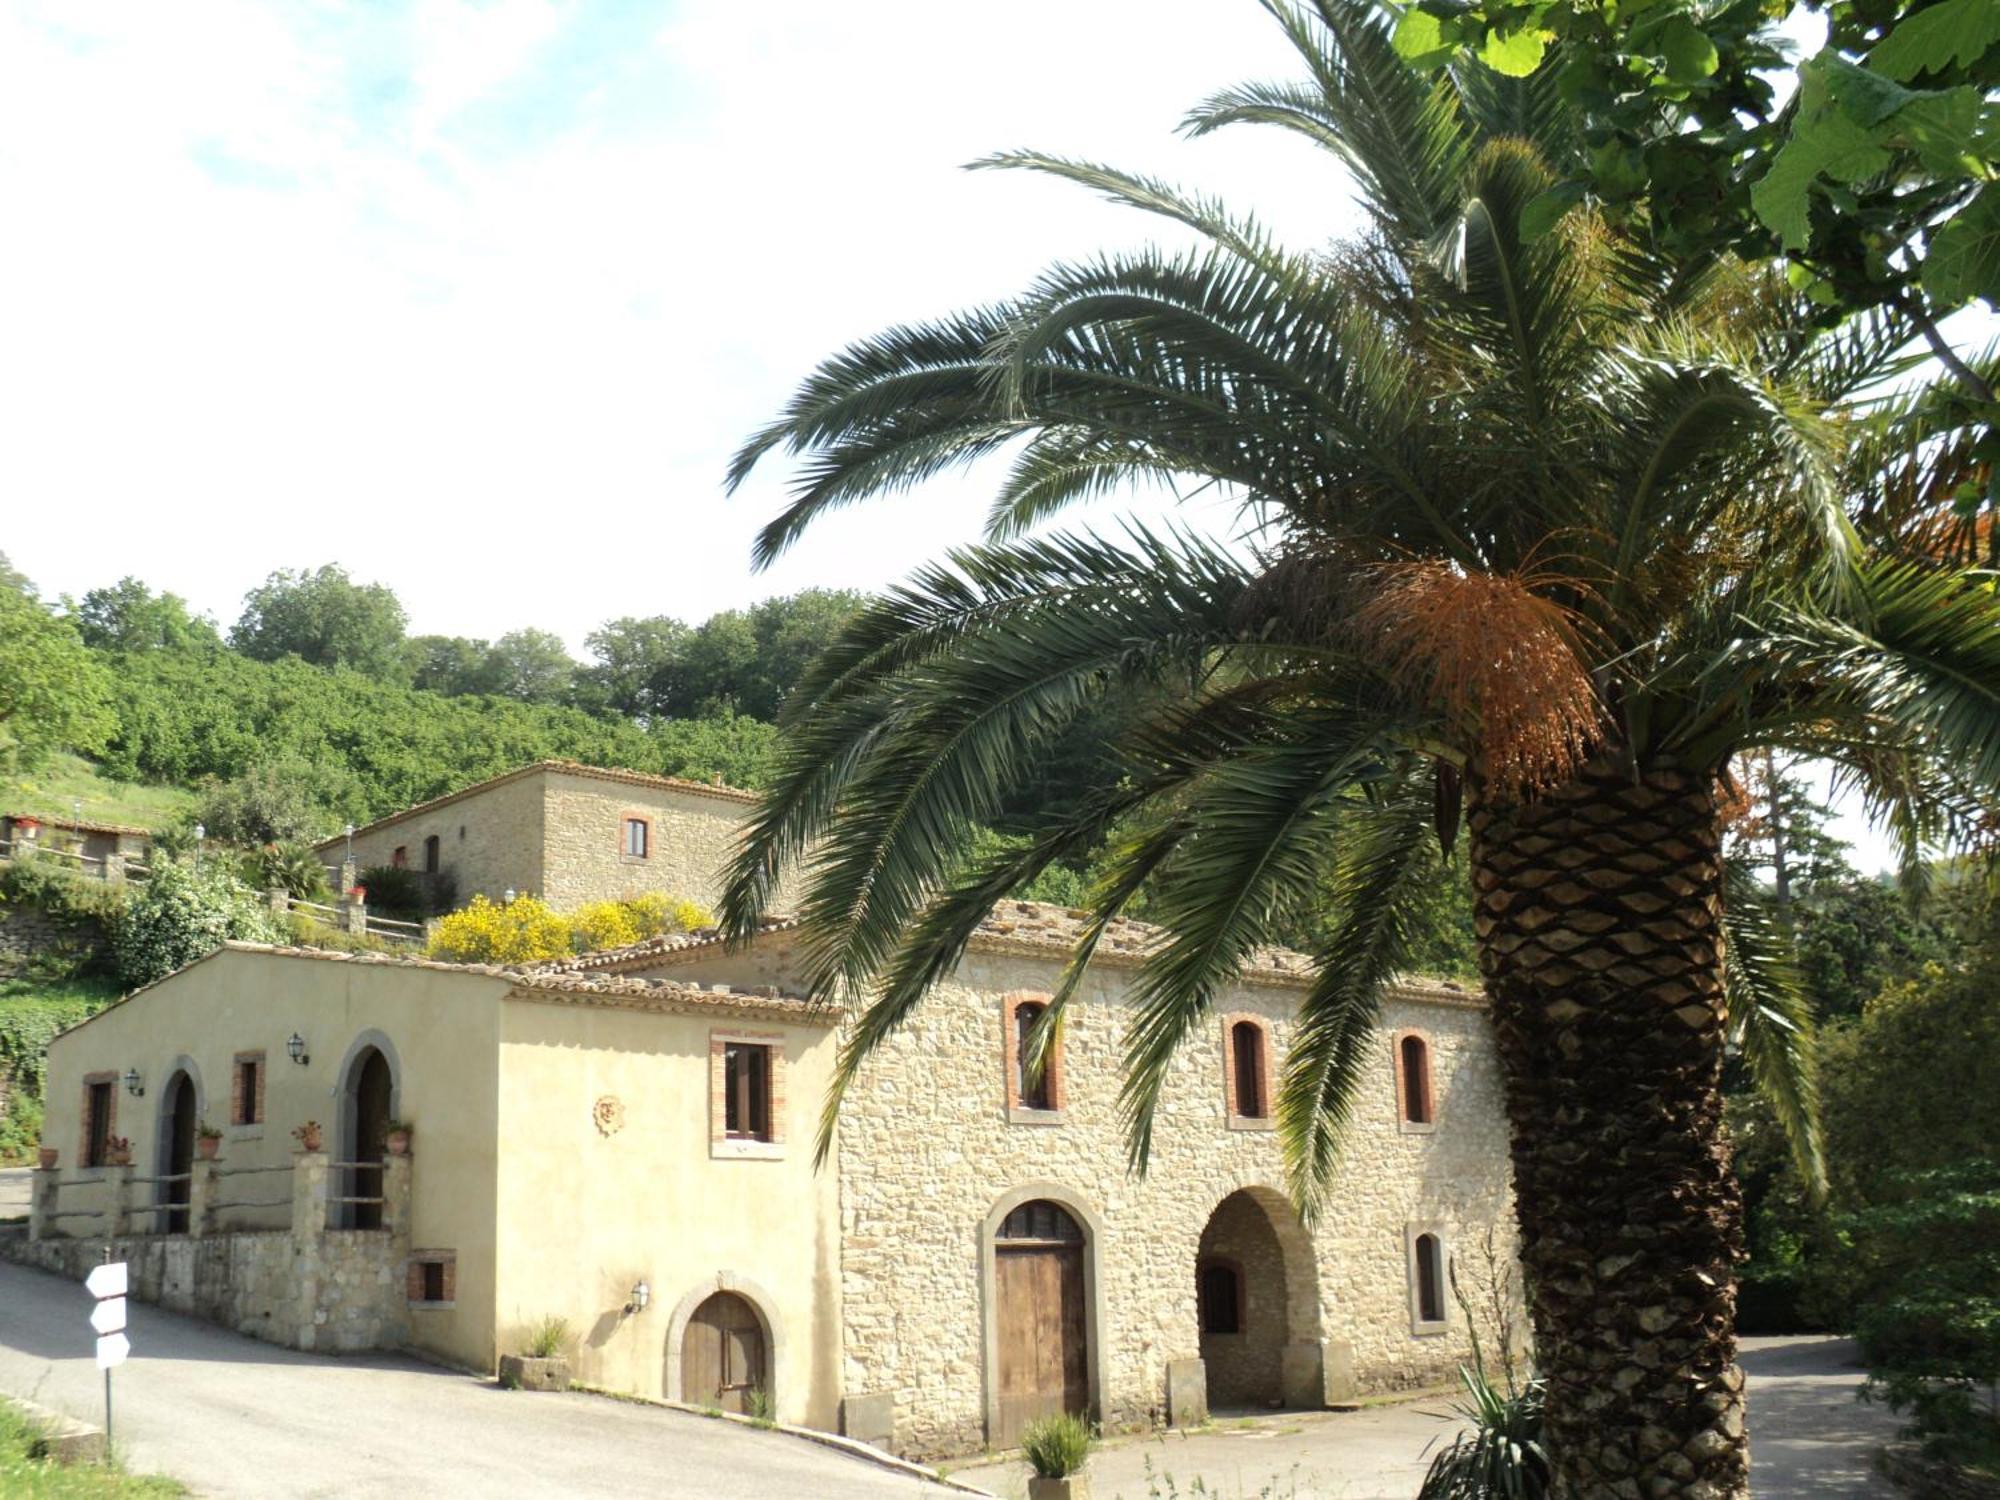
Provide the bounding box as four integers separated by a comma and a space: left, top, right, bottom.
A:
32, 764, 1518, 1462
310, 760, 770, 913
1, 813, 150, 877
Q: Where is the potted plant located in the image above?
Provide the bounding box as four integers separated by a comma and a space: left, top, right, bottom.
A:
384, 1120, 412, 1156
498, 1316, 572, 1392
292, 1120, 323, 1153
196, 1123, 223, 1160
1021, 1413, 1094, 1500
103, 1135, 132, 1167
37, 1145, 57, 1170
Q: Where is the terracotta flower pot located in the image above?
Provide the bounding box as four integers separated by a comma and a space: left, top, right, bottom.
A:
37, 1146, 57, 1170
106, 1149, 131, 1167
386, 1128, 411, 1156
295, 1126, 322, 1153
197, 1136, 221, 1160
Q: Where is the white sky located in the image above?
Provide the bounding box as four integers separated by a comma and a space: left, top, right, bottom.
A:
0, 0, 1923, 871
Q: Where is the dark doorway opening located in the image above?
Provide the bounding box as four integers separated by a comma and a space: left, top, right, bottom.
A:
161, 1072, 196, 1234
344, 1046, 393, 1229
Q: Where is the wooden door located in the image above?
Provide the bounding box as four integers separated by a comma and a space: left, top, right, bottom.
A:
682, 1293, 766, 1414
994, 1240, 1089, 1448
350, 1048, 391, 1229
164, 1074, 195, 1234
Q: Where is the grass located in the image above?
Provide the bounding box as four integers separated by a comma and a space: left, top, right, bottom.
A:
522, 1315, 570, 1359
0, 1402, 184, 1497
2, 754, 195, 833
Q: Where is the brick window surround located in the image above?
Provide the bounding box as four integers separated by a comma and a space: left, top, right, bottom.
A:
231, 1051, 266, 1127
620, 813, 650, 861
1221, 1014, 1275, 1130
1001, 991, 1064, 1123
407, 1251, 457, 1308
709, 1029, 786, 1159
80, 1072, 117, 1168
1393, 1029, 1437, 1132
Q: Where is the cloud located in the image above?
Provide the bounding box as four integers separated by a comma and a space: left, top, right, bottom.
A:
0, 0, 1353, 650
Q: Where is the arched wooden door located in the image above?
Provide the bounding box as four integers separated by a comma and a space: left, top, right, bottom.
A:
162, 1073, 196, 1234
681, 1293, 767, 1414
347, 1048, 392, 1229
994, 1200, 1089, 1448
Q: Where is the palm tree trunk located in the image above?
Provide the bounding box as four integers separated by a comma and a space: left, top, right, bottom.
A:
1469, 757, 1746, 1500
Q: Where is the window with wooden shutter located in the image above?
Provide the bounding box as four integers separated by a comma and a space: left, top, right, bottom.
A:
724, 1043, 772, 1141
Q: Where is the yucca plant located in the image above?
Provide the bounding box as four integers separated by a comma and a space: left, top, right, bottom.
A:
720, 2, 2000, 1495
1020, 1412, 1094, 1478
1420, 1369, 1549, 1500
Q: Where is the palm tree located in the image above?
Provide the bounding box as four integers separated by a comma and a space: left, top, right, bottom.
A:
720, 2, 2000, 1494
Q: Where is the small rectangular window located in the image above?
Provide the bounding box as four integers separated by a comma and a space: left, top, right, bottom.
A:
391, 845, 408, 868
85, 1081, 113, 1167
235, 1057, 260, 1125
423, 835, 440, 874
422, 1260, 445, 1302
622, 817, 649, 859
407, 1252, 456, 1307
723, 1042, 772, 1141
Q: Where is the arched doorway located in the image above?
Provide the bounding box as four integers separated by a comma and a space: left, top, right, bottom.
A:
342, 1046, 393, 1229
993, 1198, 1090, 1447
1195, 1187, 1322, 1410
159, 1071, 197, 1234
680, 1292, 768, 1414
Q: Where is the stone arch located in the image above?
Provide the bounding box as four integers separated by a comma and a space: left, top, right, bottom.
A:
332, 1030, 402, 1229
1195, 1184, 1324, 1410
979, 1182, 1107, 1446
663, 1273, 785, 1410
153, 1055, 203, 1234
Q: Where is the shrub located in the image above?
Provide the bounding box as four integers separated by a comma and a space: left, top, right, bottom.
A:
569, 900, 642, 953
523, 1315, 570, 1359
427, 896, 572, 964
194, 760, 329, 845
1019, 1413, 1092, 1478
0, 856, 130, 929
113, 860, 281, 988
244, 842, 330, 902
357, 864, 423, 918
618, 892, 712, 938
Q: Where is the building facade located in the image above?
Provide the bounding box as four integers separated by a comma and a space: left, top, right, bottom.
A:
32, 766, 1519, 1462
311, 761, 769, 913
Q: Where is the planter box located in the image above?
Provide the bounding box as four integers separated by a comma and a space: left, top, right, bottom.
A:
1029, 1477, 1091, 1500
498, 1355, 570, 1393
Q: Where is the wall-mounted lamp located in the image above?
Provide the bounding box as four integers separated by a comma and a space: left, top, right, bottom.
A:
627, 1279, 651, 1315
286, 1032, 310, 1066
123, 1068, 144, 1098
503, 889, 517, 905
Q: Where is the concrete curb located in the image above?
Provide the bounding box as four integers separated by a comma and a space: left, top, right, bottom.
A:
0, 1391, 106, 1465
567, 1383, 998, 1496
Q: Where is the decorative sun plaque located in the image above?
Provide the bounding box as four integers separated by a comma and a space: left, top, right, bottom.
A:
593, 1096, 626, 1136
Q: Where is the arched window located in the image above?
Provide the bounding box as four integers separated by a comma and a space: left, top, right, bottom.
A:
1398, 1033, 1434, 1126
1015, 1001, 1051, 1111
1197, 1260, 1242, 1336
998, 1198, 1084, 1243
1414, 1233, 1445, 1324
1230, 1020, 1268, 1119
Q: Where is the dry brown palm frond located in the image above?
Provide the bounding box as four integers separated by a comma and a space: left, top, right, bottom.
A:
1349, 558, 1607, 797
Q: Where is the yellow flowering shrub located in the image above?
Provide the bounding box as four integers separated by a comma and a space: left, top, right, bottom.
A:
428, 891, 718, 964
428, 895, 573, 964
569, 900, 642, 953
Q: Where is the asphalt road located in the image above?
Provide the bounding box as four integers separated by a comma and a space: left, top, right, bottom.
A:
0, 1257, 955, 1499
951, 1335, 1899, 1499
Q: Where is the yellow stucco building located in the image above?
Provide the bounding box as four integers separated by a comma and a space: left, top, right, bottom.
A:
29, 761, 1517, 1461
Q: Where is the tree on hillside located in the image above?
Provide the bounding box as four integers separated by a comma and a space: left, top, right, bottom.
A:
721, 3, 2000, 1493
476, 628, 575, 704
402, 634, 489, 696
230, 565, 408, 677
67, 577, 221, 654
0, 575, 115, 773
576, 615, 691, 720
671, 590, 865, 720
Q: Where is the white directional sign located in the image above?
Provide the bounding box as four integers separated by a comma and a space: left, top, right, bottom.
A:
84, 1262, 127, 1301
95, 1332, 130, 1370
90, 1298, 127, 1336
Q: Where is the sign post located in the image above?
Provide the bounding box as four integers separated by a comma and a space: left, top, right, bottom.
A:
86, 1254, 128, 1452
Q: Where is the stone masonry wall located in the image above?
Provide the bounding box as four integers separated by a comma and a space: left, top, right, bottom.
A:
340, 772, 546, 909
829, 949, 1517, 1458
538, 771, 772, 914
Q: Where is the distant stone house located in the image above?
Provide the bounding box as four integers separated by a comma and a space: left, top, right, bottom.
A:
310, 760, 773, 913
2, 813, 149, 875
31, 765, 1518, 1462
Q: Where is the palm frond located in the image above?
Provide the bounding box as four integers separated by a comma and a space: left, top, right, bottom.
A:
1721, 861, 1826, 1200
